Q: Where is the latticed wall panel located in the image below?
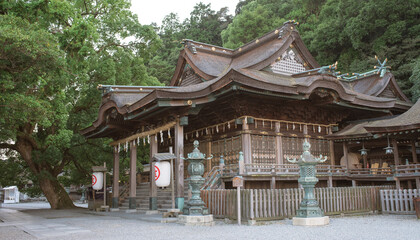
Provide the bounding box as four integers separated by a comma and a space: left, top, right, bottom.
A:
210, 136, 242, 168
251, 135, 277, 165
282, 137, 331, 164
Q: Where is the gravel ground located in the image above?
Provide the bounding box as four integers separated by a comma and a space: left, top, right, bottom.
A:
1, 202, 419, 240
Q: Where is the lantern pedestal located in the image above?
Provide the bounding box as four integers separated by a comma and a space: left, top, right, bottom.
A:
292, 216, 329, 226
178, 214, 215, 226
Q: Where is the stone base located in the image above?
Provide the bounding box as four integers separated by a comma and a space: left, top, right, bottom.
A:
145, 210, 159, 215
162, 209, 181, 218
149, 197, 157, 210
125, 209, 137, 213
292, 216, 329, 226
109, 208, 120, 212
178, 215, 215, 226
112, 197, 119, 209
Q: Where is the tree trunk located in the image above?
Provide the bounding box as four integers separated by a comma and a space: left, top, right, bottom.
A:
16, 138, 76, 209
39, 177, 76, 209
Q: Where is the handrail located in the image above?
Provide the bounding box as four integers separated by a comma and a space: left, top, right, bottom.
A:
348, 167, 393, 176
118, 181, 130, 205
394, 164, 420, 176
216, 162, 420, 178
201, 166, 221, 190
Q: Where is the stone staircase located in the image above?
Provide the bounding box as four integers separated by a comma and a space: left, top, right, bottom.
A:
120, 182, 190, 210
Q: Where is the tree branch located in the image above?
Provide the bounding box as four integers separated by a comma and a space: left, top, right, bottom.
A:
0, 142, 17, 151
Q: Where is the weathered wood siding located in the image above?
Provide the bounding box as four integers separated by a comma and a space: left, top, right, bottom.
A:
380, 189, 420, 214
202, 186, 391, 221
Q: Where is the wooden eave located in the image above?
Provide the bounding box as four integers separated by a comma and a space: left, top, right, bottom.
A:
82, 67, 412, 140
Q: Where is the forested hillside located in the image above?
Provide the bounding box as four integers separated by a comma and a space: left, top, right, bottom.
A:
148, 0, 420, 101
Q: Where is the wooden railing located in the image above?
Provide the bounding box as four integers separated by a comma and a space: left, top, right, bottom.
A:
348, 167, 393, 176
242, 163, 347, 176
118, 181, 130, 205
380, 189, 420, 214
214, 162, 420, 180
222, 164, 239, 177
201, 186, 390, 221
201, 166, 221, 190
394, 164, 420, 177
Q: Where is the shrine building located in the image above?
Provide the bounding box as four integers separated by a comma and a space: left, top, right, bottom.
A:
81, 21, 419, 211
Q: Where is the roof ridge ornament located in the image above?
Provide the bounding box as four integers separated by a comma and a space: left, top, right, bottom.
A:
337, 56, 390, 81
278, 20, 299, 39
294, 62, 339, 77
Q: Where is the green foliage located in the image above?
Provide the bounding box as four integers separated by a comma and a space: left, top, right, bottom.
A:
221, 0, 420, 99
409, 57, 420, 102
0, 0, 162, 205
147, 3, 233, 84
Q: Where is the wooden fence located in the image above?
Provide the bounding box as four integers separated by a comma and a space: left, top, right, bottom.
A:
380, 189, 420, 214
201, 186, 391, 221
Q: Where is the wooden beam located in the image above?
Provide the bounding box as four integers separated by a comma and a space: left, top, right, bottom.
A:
275, 122, 283, 164
241, 118, 252, 165
110, 121, 176, 146
343, 142, 349, 168
112, 146, 120, 209
129, 141, 137, 209
329, 140, 335, 166
392, 138, 400, 166
149, 134, 158, 210
175, 117, 185, 210
412, 140, 418, 163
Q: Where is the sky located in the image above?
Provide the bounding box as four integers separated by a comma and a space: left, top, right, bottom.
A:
130, 0, 240, 26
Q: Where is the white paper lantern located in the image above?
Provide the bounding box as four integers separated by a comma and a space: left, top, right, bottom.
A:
92, 172, 104, 190
155, 161, 171, 187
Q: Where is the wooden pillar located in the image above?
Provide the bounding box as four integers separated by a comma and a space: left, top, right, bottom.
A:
343, 142, 349, 168
207, 141, 212, 172
407, 180, 413, 189
271, 176, 276, 189
329, 140, 335, 166
416, 178, 420, 189
275, 122, 283, 165
412, 140, 418, 163
362, 155, 368, 169
112, 146, 120, 209
128, 141, 137, 210
352, 180, 357, 187
328, 176, 333, 188
241, 117, 252, 165
175, 117, 185, 210
392, 138, 400, 166
395, 178, 401, 190
149, 134, 158, 210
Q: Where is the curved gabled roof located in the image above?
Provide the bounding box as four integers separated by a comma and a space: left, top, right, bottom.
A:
81, 21, 413, 139
81, 67, 412, 139
170, 21, 320, 86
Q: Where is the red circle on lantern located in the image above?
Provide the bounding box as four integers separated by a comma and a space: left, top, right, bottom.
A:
155, 166, 161, 181
92, 175, 97, 185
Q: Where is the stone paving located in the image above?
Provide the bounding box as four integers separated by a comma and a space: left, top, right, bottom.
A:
1, 202, 420, 240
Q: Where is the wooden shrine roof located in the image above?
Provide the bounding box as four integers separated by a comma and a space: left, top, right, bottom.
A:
81, 21, 412, 140
328, 99, 420, 140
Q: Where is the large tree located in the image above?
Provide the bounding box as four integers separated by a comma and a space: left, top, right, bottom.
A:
0, 0, 161, 209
